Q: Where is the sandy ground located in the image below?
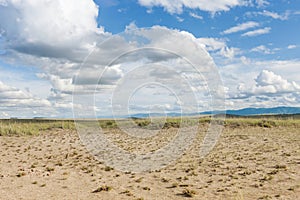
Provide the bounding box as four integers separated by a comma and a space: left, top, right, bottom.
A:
0, 125, 299, 200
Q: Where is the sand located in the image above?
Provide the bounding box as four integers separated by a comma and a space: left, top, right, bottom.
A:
0, 125, 299, 199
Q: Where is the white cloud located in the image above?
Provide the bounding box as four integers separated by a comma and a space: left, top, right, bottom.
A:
0, 0, 108, 60
0, 1, 208, 117
255, 70, 300, 91
1, 14, 225, 116
128, 27, 215, 66
0, 0, 115, 111
219, 47, 240, 59
246, 10, 291, 21
1, 0, 297, 117
137, 0, 247, 14
222, 21, 259, 34
197, 38, 226, 51
254, 60, 300, 83
36, 73, 74, 94
176, 16, 184, 22
125, 21, 138, 31
242, 27, 271, 37
0, 79, 85, 118
287, 45, 297, 49
220, 59, 300, 109
250, 45, 273, 54
221, 59, 300, 87
255, 0, 269, 7
0, 1, 224, 113
73, 65, 123, 86
0, 81, 51, 108
197, 37, 240, 59
234, 70, 300, 103
0, 0, 100, 42
260, 10, 289, 20
189, 12, 203, 20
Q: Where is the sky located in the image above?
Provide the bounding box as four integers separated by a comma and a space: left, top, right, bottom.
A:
0, 0, 299, 118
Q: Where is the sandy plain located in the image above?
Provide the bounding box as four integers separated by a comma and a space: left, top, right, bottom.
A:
0, 120, 299, 200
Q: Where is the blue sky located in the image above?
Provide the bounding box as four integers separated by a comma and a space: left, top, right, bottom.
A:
97, 0, 300, 59
0, 0, 299, 118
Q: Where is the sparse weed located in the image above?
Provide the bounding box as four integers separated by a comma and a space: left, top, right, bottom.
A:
142, 186, 151, 191
104, 166, 114, 171
135, 177, 143, 183
46, 166, 55, 172
181, 188, 196, 197
169, 182, 179, 188
92, 185, 112, 193
120, 190, 133, 196
16, 172, 26, 177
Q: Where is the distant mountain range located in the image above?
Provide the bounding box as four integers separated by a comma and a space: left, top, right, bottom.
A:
220, 106, 300, 116
26, 106, 300, 119
128, 106, 300, 118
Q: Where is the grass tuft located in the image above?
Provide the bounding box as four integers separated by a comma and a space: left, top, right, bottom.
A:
181, 188, 196, 197
92, 185, 112, 193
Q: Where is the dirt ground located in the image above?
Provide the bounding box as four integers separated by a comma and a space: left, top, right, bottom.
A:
0, 125, 299, 200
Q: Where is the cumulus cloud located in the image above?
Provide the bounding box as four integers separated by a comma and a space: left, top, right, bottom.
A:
222, 21, 259, 35
137, 0, 246, 14
0, 0, 224, 117
255, 70, 300, 90
0, 81, 51, 108
0, 0, 108, 61
126, 26, 214, 66
0, 79, 85, 118
0, 0, 112, 110
236, 70, 300, 99
221, 59, 300, 89
0, 0, 100, 41
0, 0, 256, 117
220, 59, 300, 109
36, 73, 74, 94
72, 26, 226, 116
73, 65, 123, 85
241, 27, 271, 37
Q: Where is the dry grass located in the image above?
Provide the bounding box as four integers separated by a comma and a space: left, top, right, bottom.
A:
0, 119, 75, 136
181, 188, 197, 197
1, 115, 299, 136
224, 117, 300, 128
92, 185, 112, 193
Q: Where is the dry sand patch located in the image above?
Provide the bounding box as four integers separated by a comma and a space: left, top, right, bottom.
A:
0, 126, 299, 199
